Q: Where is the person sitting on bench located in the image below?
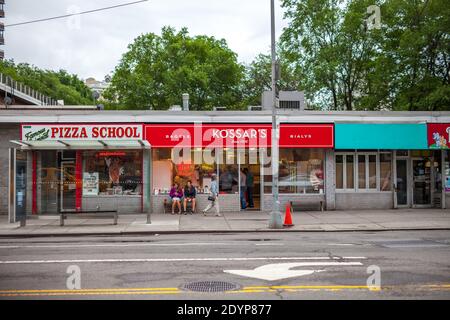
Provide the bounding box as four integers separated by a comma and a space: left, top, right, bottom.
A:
169, 183, 183, 214
183, 180, 197, 214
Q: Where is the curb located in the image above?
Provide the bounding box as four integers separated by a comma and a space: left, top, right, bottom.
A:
0, 227, 450, 238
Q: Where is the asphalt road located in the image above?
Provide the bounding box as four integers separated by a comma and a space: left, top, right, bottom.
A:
0, 230, 449, 300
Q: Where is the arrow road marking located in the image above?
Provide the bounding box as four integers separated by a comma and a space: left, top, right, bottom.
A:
224, 261, 364, 281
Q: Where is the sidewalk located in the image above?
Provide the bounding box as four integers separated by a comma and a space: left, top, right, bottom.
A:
0, 209, 449, 237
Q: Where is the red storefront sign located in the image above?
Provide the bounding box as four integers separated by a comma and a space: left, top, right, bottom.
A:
427, 123, 450, 149
144, 124, 334, 148
279, 124, 334, 148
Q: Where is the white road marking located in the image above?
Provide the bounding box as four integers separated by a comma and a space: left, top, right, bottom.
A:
0, 256, 366, 265
0, 242, 246, 249
224, 261, 364, 281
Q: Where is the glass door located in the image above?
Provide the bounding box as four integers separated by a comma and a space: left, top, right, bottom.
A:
396, 159, 408, 206
236, 149, 261, 210
60, 162, 76, 212
412, 158, 431, 206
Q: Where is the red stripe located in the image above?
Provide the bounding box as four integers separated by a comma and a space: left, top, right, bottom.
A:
141, 151, 144, 213
75, 151, 82, 212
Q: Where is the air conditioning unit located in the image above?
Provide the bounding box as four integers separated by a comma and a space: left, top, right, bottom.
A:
248, 106, 263, 111
262, 90, 305, 110
214, 106, 227, 111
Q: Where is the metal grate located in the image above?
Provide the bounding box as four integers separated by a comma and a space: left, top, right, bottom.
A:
182, 281, 239, 293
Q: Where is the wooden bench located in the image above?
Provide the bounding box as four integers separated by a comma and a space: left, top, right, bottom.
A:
60, 210, 118, 226
290, 195, 325, 212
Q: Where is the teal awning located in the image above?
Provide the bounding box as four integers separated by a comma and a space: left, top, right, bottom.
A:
335, 123, 428, 150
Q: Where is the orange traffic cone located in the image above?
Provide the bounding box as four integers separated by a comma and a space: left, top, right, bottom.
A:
283, 203, 294, 227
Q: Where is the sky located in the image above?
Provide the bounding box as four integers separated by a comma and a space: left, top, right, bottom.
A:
4, 0, 289, 81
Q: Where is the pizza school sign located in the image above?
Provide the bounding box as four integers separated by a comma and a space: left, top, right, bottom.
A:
22, 124, 143, 141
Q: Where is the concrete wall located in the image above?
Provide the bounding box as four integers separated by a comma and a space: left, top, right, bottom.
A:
263, 194, 325, 212
0, 124, 21, 215
445, 194, 450, 209
83, 196, 141, 214
336, 192, 393, 210
325, 149, 336, 210
151, 194, 240, 213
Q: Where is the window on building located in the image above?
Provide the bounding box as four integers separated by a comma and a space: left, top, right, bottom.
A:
346, 155, 355, 189
152, 148, 216, 194
336, 151, 392, 192
380, 153, 392, 191
336, 155, 343, 189
84, 150, 143, 196
358, 155, 365, 189
269, 148, 325, 194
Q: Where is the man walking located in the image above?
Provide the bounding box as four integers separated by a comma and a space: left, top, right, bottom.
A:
202, 174, 220, 216
245, 168, 254, 208
240, 167, 247, 210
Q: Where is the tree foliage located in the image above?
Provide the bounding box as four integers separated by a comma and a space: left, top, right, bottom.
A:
280, 0, 450, 111
241, 53, 302, 106
104, 27, 244, 110
0, 59, 92, 105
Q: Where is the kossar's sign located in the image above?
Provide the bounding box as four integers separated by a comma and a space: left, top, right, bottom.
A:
21, 124, 143, 141
144, 124, 334, 148
428, 123, 450, 149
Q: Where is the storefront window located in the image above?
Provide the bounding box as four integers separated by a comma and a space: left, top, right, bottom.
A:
278, 149, 325, 194
336, 155, 343, 189
336, 151, 391, 192
84, 150, 142, 196
444, 151, 450, 192
40, 150, 59, 213
358, 155, 366, 189
346, 155, 354, 189
369, 155, 377, 189
380, 153, 392, 191
218, 150, 239, 194
152, 148, 216, 194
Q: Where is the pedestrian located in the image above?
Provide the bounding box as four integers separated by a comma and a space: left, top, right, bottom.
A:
240, 167, 247, 210
202, 174, 220, 216
169, 183, 183, 214
183, 180, 196, 214
245, 168, 254, 208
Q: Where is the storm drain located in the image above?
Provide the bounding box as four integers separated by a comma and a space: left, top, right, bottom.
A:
182, 281, 240, 293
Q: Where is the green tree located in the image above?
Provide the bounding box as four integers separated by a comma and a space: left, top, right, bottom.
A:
0, 59, 92, 105
380, 0, 450, 111
241, 53, 303, 106
104, 26, 244, 110
281, 0, 383, 110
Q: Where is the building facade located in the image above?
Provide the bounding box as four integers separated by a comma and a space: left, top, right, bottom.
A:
2, 109, 450, 222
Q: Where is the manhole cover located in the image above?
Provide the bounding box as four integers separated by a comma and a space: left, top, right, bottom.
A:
182, 281, 240, 293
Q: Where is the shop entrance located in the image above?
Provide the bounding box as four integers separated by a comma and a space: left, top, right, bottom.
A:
60, 162, 76, 212
395, 159, 409, 206
411, 157, 432, 207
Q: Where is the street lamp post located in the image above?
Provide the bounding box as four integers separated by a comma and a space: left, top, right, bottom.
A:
269, 0, 283, 229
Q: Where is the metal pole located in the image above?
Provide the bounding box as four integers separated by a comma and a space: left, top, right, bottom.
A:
269, 0, 283, 228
